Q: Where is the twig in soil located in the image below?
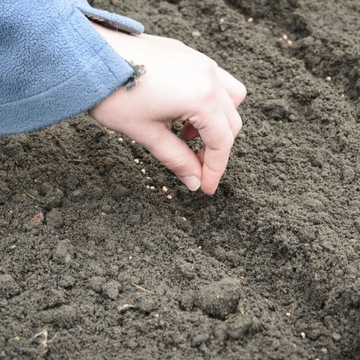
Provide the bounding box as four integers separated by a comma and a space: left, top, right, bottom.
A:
131, 283, 152, 293
24, 191, 47, 204
34, 329, 57, 353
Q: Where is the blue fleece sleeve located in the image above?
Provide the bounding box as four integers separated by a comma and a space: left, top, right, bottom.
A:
0, 0, 144, 136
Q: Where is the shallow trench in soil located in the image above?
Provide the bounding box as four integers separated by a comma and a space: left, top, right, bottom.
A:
1, 0, 359, 359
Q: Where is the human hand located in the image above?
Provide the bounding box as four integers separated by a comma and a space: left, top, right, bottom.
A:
89, 23, 246, 195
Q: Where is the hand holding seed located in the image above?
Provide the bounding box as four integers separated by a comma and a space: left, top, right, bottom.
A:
89, 23, 246, 195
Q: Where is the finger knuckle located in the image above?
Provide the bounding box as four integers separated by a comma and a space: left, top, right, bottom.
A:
233, 82, 247, 107
196, 78, 217, 106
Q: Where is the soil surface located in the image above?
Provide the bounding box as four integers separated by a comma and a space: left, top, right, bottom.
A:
1, 0, 359, 359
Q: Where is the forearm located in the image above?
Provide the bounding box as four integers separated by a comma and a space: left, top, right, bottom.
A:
0, 0, 143, 136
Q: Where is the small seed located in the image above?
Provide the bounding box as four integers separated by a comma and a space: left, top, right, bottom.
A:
162, 186, 168, 192
192, 30, 201, 38
150, 186, 155, 190
182, 217, 187, 222
326, 76, 332, 81
285, 312, 291, 317
247, 17, 254, 23
134, 159, 140, 164
141, 169, 146, 174
166, 195, 173, 200
118, 137, 124, 142
287, 39, 293, 45
282, 34, 288, 40
131, 140, 136, 144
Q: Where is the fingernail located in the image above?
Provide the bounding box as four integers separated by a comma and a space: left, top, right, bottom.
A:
181, 176, 201, 191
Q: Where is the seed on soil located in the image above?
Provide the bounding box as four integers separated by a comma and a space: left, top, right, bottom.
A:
141, 169, 146, 174
285, 312, 292, 317
247, 17, 254, 23
287, 39, 293, 45
166, 195, 173, 200
282, 34, 288, 40
118, 137, 124, 142
300, 332, 306, 339
326, 76, 332, 81
134, 159, 140, 164
162, 186, 168, 192
150, 186, 155, 190
131, 140, 136, 144
182, 217, 187, 222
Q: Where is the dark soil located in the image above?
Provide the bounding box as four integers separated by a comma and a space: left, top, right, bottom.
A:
1, 0, 359, 359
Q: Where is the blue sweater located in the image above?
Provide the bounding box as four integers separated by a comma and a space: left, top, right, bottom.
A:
0, 0, 144, 135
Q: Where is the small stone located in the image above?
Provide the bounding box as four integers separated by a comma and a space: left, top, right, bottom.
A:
117, 304, 134, 312
191, 30, 201, 38
332, 333, 341, 341
53, 240, 73, 264
190, 278, 241, 319
28, 212, 44, 227
102, 281, 120, 300
192, 333, 210, 347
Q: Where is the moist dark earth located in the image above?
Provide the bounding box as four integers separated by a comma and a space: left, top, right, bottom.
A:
1, 0, 359, 359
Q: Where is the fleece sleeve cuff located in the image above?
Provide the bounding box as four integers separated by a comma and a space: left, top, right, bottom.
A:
0, 0, 144, 136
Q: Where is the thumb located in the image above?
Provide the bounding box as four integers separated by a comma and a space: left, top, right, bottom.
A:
143, 128, 202, 191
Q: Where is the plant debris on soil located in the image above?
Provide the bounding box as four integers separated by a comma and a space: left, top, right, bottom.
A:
1, 0, 359, 359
